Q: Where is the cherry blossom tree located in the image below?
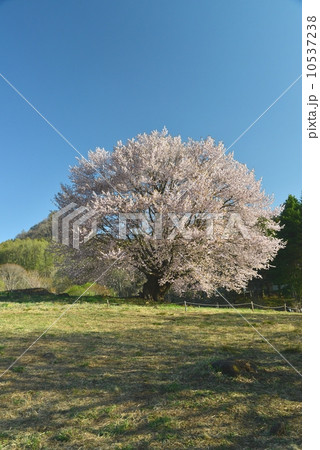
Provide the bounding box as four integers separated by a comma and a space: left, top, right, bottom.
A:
54, 129, 284, 301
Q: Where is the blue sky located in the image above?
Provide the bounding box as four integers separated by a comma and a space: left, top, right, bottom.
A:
0, 0, 301, 242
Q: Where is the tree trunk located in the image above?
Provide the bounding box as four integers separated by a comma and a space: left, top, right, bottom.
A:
142, 275, 171, 302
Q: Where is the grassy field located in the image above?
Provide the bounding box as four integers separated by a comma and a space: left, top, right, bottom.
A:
0, 297, 301, 449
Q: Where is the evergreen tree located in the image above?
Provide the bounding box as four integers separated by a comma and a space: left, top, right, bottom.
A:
269, 195, 302, 299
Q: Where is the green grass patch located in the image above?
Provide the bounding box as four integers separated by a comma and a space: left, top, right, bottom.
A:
0, 299, 301, 449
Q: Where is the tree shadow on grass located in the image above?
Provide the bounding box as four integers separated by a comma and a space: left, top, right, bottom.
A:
0, 316, 301, 448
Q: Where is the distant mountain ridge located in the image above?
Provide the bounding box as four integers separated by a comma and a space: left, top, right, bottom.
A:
16, 212, 54, 241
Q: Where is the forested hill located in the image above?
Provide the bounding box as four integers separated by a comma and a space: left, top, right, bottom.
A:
15, 212, 53, 241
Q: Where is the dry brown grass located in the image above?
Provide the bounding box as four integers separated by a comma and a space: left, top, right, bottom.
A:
0, 299, 301, 449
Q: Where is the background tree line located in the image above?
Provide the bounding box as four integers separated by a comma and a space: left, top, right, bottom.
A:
0, 195, 302, 303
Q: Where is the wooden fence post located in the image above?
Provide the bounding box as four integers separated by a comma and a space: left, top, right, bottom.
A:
184, 301, 187, 312
251, 301, 254, 311
284, 303, 287, 312
216, 302, 219, 308
107, 299, 110, 308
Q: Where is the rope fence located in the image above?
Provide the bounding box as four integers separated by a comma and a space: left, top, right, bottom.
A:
175, 300, 301, 313
103, 298, 301, 313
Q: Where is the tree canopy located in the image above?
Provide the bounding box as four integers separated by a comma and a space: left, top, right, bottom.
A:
55, 129, 283, 301
0, 238, 54, 277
